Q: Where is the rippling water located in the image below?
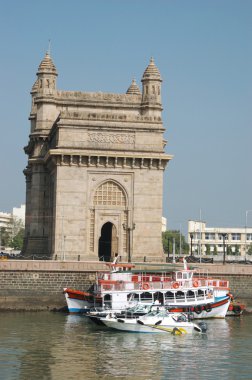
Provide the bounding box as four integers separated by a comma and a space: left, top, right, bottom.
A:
0, 312, 252, 380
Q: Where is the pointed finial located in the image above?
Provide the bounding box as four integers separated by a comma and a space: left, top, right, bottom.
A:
150, 57, 154, 63
47, 39, 51, 56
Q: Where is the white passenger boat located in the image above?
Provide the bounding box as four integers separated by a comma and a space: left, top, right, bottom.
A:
64, 259, 231, 318
99, 309, 207, 334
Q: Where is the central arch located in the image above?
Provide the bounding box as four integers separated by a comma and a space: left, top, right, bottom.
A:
98, 222, 118, 261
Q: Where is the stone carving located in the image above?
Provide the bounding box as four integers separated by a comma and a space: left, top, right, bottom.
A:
88, 132, 135, 145
60, 110, 162, 123
57, 91, 142, 104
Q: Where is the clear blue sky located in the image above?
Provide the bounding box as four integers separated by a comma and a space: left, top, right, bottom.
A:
0, 0, 251, 234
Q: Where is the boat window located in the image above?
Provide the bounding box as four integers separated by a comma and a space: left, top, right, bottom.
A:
165, 291, 174, 300
182, 273, 188, 280
156, 310, 167, 318
186, 290, 195, 299
176, 272, 182, 280
140, 292, 152, 302
154, 292, 164, 305
176, 291, 185, 299
127, 293, 139, 302
197, 289, 204, 297
103, 294, 112, 308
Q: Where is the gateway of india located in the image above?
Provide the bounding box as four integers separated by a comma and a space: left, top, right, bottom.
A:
23, 52, 173, 262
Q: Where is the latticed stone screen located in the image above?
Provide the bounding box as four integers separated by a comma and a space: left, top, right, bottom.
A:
93, 181, 126, 206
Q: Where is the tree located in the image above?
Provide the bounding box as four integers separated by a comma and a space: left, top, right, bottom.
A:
205, 244, 211, 255
247, 245, 252, 255
234, 245, 240, 256
162, 230, 189, 256
0, 227, 11, 248
227, 245, 233, 255
9, 228, 24, 250
8, 217, 25, 251
213, 246, 218, 255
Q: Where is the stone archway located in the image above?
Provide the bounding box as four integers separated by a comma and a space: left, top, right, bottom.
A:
98, 222, 118, 262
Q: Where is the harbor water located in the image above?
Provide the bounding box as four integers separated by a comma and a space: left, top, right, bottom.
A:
0, 312, 252, 380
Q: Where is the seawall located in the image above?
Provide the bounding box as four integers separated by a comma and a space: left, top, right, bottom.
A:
0, 260, 252, 311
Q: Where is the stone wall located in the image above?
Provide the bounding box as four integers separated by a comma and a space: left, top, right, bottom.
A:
0, 260, 251, 310
0, 270, 95, 311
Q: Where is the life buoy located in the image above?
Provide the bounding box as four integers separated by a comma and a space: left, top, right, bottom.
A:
143, 283, 150, 290
172, 282, 179, 289
193, 281, 199, 288
194, 305, 202, 314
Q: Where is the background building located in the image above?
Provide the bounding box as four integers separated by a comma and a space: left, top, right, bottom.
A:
23, 53, 172, 261
0, 204, 25, 250
162, 217, 167, 232
188, 220, 252, 257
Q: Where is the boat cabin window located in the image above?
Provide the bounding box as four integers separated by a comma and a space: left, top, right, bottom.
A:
176, 291, 185, 300
196, 289, 204, 298
140, 292, 152, 302
154, 292, 164, 305
165, 291, 174, 301
186, 290, 195, 300
127, 293, 139, 302
176, 272, 182, 280
103, 294, 112, 308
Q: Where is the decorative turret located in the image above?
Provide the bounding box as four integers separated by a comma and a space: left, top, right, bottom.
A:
36, 51, 58, 92
126, 79, 141, 95
29, 79, 39, 132
141, 57, 162, 109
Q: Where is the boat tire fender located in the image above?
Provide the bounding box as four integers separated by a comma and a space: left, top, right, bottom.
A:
193, 281, 199, 287
143, 283, 150, 290
194, 305, 202, 314
173, 282, 179, 289
205, 304, 212, 312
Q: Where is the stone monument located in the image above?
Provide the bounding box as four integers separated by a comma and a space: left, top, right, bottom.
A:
23, 53, 173, 261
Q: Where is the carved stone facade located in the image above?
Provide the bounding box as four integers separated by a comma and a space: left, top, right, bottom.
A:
23, 54, 172, 261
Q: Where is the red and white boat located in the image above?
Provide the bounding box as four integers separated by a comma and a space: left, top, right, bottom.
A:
64, 259, 231, 318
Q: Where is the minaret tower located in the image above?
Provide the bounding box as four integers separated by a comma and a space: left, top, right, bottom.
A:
35, 51, 58, 132
141, 57, 162, 115
23, 51, 58, 257
36, 51, 57, 93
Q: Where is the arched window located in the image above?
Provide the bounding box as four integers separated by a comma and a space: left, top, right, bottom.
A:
93, 181, 126, 206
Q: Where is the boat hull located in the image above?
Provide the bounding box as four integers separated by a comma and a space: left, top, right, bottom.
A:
169, 296, 231, 319
101, 318, 200, 334
63, 288, 93, 313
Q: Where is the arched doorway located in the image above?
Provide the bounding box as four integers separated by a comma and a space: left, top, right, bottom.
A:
98, 222, 118, 261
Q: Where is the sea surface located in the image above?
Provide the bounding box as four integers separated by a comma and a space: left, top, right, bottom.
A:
0, 312, 252, 380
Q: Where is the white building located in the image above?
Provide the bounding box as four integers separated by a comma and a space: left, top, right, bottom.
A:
162, 217, 167, 232
188, 220, 252, 257
0, 205, 25, 249
12, 204, 25, 223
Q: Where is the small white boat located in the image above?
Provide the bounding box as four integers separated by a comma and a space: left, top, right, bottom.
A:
99, 309, 207, 334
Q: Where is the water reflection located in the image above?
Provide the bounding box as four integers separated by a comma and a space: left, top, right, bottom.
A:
0, 313, 252, 379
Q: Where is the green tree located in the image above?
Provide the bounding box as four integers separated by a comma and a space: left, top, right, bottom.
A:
9, 228, 24, 250
234, 245, 240, 256
7, 217, 25, 251
227, 245, 233, 255
0, 227, 11, 248
205, 244, 211, 255
162, 230, 189, 256
213, 246, 218, 255
247, 244, 252, 255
